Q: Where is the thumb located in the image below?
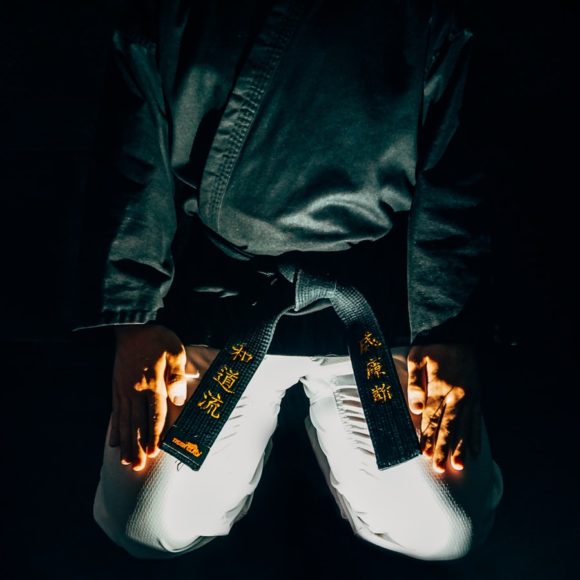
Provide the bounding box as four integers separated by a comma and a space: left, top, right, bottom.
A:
407, 356, 427, 415
165, 348, 188, 406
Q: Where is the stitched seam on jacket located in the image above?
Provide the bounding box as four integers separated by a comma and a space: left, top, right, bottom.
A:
208, 1, 307, 230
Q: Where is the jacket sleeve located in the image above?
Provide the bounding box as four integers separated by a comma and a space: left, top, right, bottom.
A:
408, 4, 491, 344
75, 1, 176, 330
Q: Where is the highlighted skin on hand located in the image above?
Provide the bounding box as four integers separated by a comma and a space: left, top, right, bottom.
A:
110, 324, 190, 471
407, 344, 482, 474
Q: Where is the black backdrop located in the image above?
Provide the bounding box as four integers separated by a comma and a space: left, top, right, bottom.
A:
1, 2, 577, 579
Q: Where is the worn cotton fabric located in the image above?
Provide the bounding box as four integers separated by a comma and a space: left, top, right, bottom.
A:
78, 0, 489, 353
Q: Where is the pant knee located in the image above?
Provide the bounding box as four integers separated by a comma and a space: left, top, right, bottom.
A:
392, 457, 503, 560
393, 512, 474, 561
330, 458, 500, 561
93, 483, 216, 559
352, 505, 476, 561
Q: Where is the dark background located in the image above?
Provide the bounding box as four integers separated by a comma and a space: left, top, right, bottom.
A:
1, 1, 577, 579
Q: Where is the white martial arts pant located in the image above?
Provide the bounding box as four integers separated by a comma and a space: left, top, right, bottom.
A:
94, 347, 504, 561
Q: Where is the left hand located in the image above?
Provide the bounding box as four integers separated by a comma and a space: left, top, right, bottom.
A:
407, 344, 482, 474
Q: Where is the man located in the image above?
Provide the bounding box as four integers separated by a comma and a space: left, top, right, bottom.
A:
78, 0, 503, 560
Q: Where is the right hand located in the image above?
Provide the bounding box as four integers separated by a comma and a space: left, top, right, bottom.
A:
110, 324, 190, 471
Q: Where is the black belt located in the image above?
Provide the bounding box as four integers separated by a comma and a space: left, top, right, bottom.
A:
161, 264, 420, 470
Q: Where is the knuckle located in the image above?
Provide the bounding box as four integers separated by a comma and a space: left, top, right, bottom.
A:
434, 446, 447, 462
437, 429, 450, 444
166, 373, 185, 385
422, 426, 436, 439
445, 387, 465, 405
133, 378, 149, 392
426, 358, 441, 374
147, 378, 163, 392
443, 407, 458, 423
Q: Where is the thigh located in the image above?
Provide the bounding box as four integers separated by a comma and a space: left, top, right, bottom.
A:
94, 352, 308, 558
302, 349, 504, 561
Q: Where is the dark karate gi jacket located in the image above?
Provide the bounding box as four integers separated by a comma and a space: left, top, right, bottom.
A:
77, 0, 490, 355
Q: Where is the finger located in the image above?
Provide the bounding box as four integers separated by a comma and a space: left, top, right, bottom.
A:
432, 404, 459, 473
130, 399, 148, 472
407, 381, 426, 415
407, 358, 427, 414
146, 389, 167, 457
420, 418, 437, 458
420, 391, 444, 456
447, 393, 469, 471
109, 382, 120, 448
166, 348, 187, 406
421, 417, 441, 459
450, 438, 466, 471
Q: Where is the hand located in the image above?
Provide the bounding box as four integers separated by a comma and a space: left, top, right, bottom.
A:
407, 344, 482, 474
110, 324, 190, 471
